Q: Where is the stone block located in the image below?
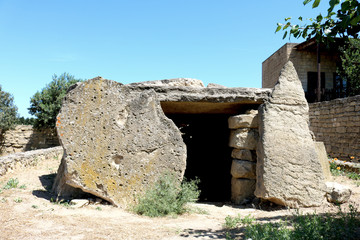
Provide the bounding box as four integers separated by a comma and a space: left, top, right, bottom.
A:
325, 182, 352, 204
231, 178, 256, 204
231, 149, 256, 162
229, 129, 258, 150
228, 111, 259, 129
231, 160, 256, 179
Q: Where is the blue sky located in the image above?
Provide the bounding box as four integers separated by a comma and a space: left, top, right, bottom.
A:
0, 0, 329, 118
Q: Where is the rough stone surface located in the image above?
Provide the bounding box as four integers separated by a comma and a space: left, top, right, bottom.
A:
0, 147, 63, 176
128, 78, 205, 88
325, 182, 352, 204
315, 142, 332, 181
231, 149, 256, 162
127, 85, 271, 105
126, 83, 271, 115
309, 95, 360, 161
231, 178, 256, 204
229, 129, 258, 150
207, 83, 226, 88
255, 61, 326, 208
1, 125, 59, 156
231, 160, 256, 179
228, 111, 259, 129
52, 77, 187, 207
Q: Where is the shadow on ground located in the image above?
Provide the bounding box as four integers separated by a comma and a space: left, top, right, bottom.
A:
32, 173, 57, 201
180, 227, 247, 239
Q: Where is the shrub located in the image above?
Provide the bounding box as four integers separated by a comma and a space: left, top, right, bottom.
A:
133, 173, 200, 217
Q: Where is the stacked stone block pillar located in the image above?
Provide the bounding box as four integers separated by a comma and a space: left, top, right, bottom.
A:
228, 109, 259, 204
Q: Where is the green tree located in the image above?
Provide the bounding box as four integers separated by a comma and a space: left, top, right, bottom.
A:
276, 0, 360, 99
0, 85, 18, 151
15, 116, 35, 126
29, 73, 82, 129
337, 38, 360, 96
276, 0, 360, 43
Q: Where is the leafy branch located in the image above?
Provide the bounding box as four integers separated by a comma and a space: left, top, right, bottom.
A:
276, 0, 360, 43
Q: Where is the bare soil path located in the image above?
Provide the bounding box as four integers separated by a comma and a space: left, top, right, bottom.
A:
1, 156, 359, 240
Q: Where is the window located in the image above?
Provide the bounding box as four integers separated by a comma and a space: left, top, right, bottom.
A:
306, 72, 325, 103
333, 73, 347, 98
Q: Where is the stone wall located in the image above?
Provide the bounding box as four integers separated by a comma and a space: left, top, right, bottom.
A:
1, 125, 60, 156
228, 109, 259, 204
0, 146, 63, 176
309, 95, 360, 161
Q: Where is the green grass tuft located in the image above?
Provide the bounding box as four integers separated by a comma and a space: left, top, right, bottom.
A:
3, 178, 19, 190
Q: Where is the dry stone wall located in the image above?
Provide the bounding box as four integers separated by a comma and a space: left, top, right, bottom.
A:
309, 95, 360, 161
1, 125, 59, 156
228, 110, 259, 204
0, 146, 63, 176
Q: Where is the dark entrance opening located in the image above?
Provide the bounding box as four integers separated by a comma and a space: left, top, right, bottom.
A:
165, 113, 232, 202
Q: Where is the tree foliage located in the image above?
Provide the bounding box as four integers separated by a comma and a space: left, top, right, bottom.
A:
0, 85, 18, 151
337, 38, 360, 96
15, 117, 35, 126
29, 73, 82, 129
0, 85, 18, 132
276, 0, 360, 43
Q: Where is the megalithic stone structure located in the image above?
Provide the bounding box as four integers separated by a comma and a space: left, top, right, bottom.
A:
255, 61, 326, 207
52, 77, 187, 207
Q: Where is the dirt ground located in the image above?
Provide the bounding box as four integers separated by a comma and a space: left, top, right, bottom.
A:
0, 156, 359, 240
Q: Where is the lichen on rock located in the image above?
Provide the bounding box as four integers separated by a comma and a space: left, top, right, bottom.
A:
52, 77, 187, 207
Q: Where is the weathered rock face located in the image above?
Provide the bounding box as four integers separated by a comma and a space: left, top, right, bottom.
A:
231, 178, 256, 204
228, 110, 259, 129
231, 160, 256, 179
325, 182, 352, 204
229, 129, 258, 150
52, 77, 187, 207
128, 78, 205, 88
255, 61, 326, 207
231, 149, 256, 162
315, 142, 332, 181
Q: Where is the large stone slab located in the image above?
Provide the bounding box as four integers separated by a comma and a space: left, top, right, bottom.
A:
128, 78, 205, 88
255, 61, 326, 208
52, 77, 187, 207
127, 82, 271, 114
